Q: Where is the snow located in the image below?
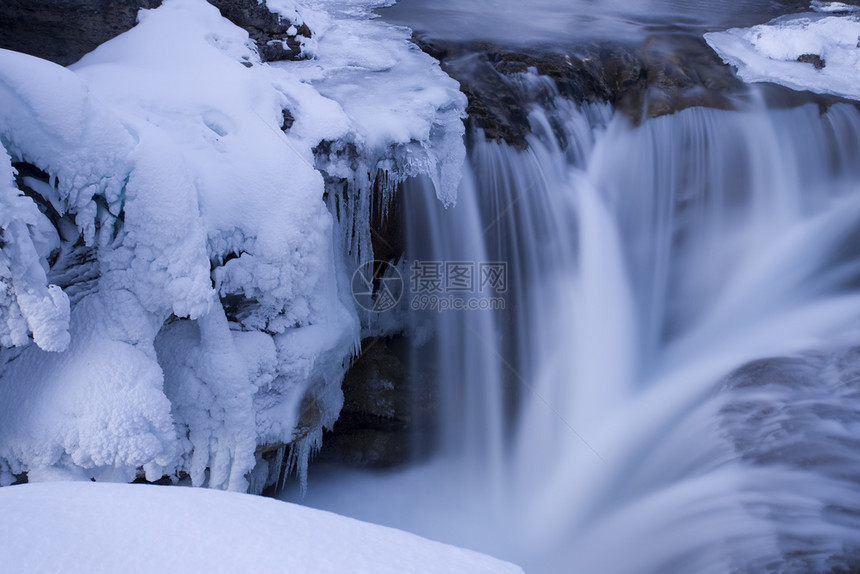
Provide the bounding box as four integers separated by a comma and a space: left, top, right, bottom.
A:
0, 481, 524, 574
276, 0, 467, 286
810, 1, 860, 13
0, 0, 466, 490
705, 13, 860, 101
0, 144, 70, 352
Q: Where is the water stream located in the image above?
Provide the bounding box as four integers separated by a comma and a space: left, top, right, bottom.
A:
283, 24, 860, 571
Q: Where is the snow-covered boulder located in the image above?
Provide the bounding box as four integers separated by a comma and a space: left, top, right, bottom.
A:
0, 0, 311, 65
0, 0, 466, 492
705, 12, 860, 101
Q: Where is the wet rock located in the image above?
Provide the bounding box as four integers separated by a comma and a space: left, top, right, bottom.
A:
370, 175, 405, 265
207, 0, 311, 62
413, 31, 857, 150
281, 108, 295, 131
0, 0, 310, 66
413, 32, 747, 149
0, 0, 160, 66
316, 336, 437, 468
13, 163, 100, 305
797, 53, 826, 69
314, 141, 405, 266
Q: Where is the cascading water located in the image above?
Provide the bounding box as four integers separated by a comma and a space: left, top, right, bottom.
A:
286, 76, 860, 571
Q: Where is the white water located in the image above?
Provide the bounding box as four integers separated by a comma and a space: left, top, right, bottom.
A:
284, 96, 860, 572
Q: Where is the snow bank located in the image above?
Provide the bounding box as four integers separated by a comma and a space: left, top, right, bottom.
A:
810, 1, 860, 13
705, 12, 860, 101
0, 0, 466, 491
0, 482, 524, 574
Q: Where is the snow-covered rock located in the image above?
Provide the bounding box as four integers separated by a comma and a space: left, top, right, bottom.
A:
0, 144, 70, 352
0, 0, 466, 491
705, 13, 860, 101
0, 481, 524, 573
810, 1, 860, 13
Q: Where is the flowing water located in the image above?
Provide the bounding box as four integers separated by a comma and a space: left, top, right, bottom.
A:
282, 4, 860, 570
285, 88, 860, 571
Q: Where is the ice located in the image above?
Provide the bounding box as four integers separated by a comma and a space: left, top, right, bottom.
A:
705, 14, 860, 101
0, 0, 466, 490
0, 481, 524, 573
0, 144, 70, 352
810, 1, 860, 13
285, 0, 467, 209
0, 49, 135, 244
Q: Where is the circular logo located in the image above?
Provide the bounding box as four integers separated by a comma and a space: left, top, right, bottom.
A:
351, 260, 404, 313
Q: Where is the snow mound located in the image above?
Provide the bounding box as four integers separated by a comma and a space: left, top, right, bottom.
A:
705, 13, 860, 101
0, 482, 524, 574
810, 1, 860, 13
0, 0, 466, 491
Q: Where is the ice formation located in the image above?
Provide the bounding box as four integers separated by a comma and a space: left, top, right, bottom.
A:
705, 12, 860, 100
810, 1, 860, 13
0, 0, 465, 491
0, 143, 70, 353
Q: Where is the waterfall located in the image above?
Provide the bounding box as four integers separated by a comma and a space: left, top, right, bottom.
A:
289, 92, 860, 572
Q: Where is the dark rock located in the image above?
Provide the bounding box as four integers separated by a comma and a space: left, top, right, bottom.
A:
797, 53, 826, 69
370, 174, 404, 265
413, 31, 859, 150
207, 0, 311, 62
316, 336, 437, 468
132, 472, 187, 486
413, 32, 747, 150
281, 108, 295, 131
314, 139, 360, 173
12, 163, 62, 231
13, 163, 100, 305
9, 471, 28, 486
0, 0, 161, 66
314, 143, 405, 265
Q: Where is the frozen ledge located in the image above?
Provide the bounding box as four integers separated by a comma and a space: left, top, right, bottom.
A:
705, 12, 860, 101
